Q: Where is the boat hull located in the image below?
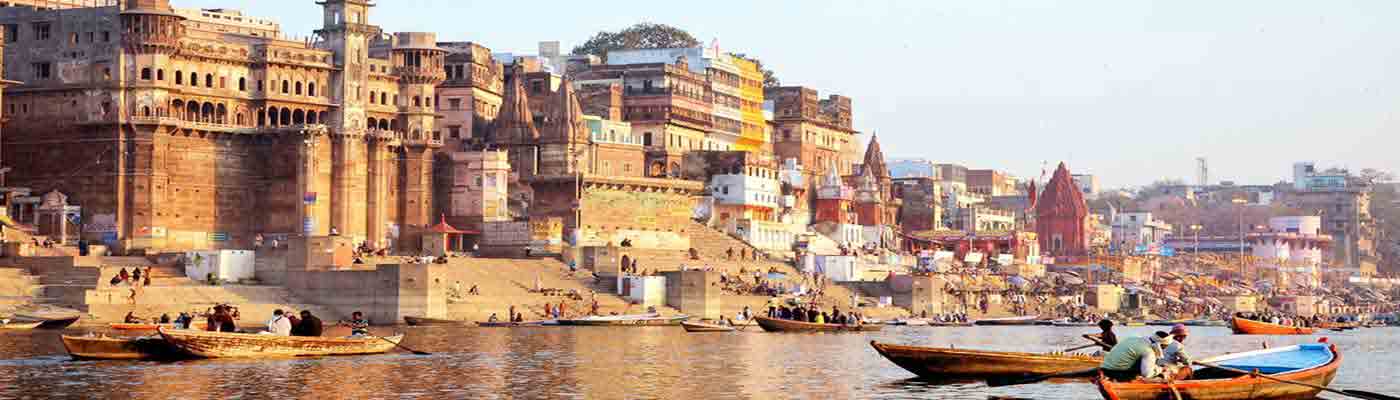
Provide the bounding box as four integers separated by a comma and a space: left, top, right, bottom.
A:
476, 321, 545, 327
1231, 317, 1316, 335
974, 316, 1040, 326
754, 316, 884, 332
404, 316, 468, 326
556, 315, 689, 326
157, 327, 402, 358
681, 321, 735, 332
61, 335, 184, 360
871, 341, 1100, 381
1096, 344, 1341, 400
109, 323, 162, 331
16, 315, 81, 330
0, 321, 43, 330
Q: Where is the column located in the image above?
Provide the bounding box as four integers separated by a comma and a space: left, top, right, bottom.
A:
366, 140, 389, 248
296, 131, 327, 236
401, 145, 433, 228
330, 132, 368, 240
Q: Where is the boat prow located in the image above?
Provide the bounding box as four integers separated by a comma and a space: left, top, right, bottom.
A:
156, 327, 403, 358
61, 334, 185, 360
681, 321, 736, 332
404, 316, 469, 326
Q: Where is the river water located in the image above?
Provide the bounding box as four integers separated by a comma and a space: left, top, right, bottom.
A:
0, 325, 1393, 399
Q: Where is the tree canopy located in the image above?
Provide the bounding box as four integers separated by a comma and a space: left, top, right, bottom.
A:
572, 23, 781, 88
571, 23, 701, 61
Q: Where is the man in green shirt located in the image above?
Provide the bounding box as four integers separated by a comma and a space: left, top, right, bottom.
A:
1100, 331, 1174, 382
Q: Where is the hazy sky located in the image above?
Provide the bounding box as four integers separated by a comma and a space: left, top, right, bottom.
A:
179, 0, 1398, 188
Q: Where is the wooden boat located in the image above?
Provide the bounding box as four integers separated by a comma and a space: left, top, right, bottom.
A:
109, 323, 162, 331
929, 321, 974, 327
22, 315, 81, 330
681, 321, 735, 332
1231, 316, 1316, 335
1315, 321, 1360, 330
885, 318, 930, 326
754, 316, 885, 332
476, 321, 546, 327
0, 321, 44, 330
1096, 343, 1341, 400
871, 341, 1101, 381
403, 316, 469, 326
60, 335, 185, 360
556, 313, 690, 326
973, 315, 1040, 326
156, 327, 403, 358
1051, 321, 1098, 327
1184, 319, 1227, 327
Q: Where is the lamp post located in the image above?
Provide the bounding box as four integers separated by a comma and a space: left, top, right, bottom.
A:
1232, 197, 1247, 281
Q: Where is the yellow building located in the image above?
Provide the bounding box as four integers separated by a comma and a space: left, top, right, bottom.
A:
732, 56, 767, 152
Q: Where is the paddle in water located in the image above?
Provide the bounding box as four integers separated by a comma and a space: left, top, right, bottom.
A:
1193, 361, 1398, 400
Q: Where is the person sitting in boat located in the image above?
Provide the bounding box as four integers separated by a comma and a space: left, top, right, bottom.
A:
124, 311, 141, 324
1099, 331, 1174, 382
488, 313, 500, 323
292, 310, 323, 337
1088, 319, 1119, 351
265, 309, 292, 336
158, 313, 171, 324
344, 311, 371, 337
1158, 324, 1193, 379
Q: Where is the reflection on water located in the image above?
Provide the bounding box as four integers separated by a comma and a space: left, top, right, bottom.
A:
0, 325, 1392, 399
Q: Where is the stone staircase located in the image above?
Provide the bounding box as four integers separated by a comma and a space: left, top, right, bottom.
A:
441, 257, 679, 322
0, 268, 40, 308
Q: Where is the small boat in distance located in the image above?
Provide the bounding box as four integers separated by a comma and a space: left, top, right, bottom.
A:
1231, 316, 1317, 335
973, 316, 1039, 326
16, 315, 81, 330
476, 321, 547, 327
157, 327, 403, 358
556, 313, 690, 326
1095, 343, 1341, 400
754, 316, 884, 332
61, 334, 185, 360
681, 321, 736, 332
404, 316, 470, 326
870, 341, 1101, 381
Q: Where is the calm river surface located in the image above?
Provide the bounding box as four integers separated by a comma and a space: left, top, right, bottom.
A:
0, 325, 1394, 399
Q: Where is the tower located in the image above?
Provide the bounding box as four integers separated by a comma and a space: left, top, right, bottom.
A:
392, 32, 447, 234
1196, 157, 1209, 187
814, 163, 854, 224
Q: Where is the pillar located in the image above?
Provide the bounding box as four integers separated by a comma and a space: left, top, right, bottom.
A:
296, 130, 328, 236
400, 145, 433, 246
330, 133, 368, 241
366, 141, 390, 248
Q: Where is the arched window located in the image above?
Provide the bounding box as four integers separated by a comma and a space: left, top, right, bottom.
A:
380, 92, 387, 104
142, 106, 151, 117
308, 82, 316, 97
189, 72, 197, 86
413, 96, 421, 107
369, 91, 376, 104
318, 111, 327, 123
205, 74, 213, 87
141, 68, 152, 80
292, 109, 305, 125
282, 80, 289, 94
280, 108, 291, 125
174, 70, 183, 85
236, 113, 245, 126
257, 109, 266, 126
156, 69, 164, 80
295, 82, 303, 95
238, 77, 246, 91
307, 111, 317, 124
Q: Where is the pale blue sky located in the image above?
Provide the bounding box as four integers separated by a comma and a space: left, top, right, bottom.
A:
180, 0, 1398, 188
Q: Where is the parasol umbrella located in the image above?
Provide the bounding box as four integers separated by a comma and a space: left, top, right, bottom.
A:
1008, 276, 1029, 288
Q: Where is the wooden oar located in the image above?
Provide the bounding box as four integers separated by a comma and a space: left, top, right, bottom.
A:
986, 367, 1101, 387
1063, 343, 1100, 353
1193, 361, 1398, 400
380, 336, 430, 355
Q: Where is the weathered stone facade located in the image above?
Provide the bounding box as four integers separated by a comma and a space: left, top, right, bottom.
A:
1, 0, 442, 252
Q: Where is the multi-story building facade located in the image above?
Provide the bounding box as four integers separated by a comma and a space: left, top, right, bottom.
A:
894, 177, 943, 232
967, 169, 1016, 196
2, 0, 445, 252
574, 58, 711, 178
436, 41, 502, 149
766, 86, 856, 192
960, 206, 1016, 233
606, 46, 766, 153
731, 56, 766, 152
1281, 188, 1374, 270
1110, 211, 1172, 253
1250, 216, 1330, 287
1071, 173, 1099, 199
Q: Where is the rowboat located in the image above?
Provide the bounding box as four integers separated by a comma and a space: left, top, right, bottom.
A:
1231, 317, 1316, 335
60, 335, 185, 360
156, 327, 403, 358
1096, 343, 1341, 400
0, 321, 43, 330
476, 321, 547, 327
1184, 319, 1227, 327
1051, 321, 1098, 327
681, 321, 735, 332
109, 323, 162, 331
403, 316, 469, 326
929, 321, 974, 327
974, 315, 1040, 326
556, 313, 690, 326
754, 316, 884, 332
871, 341, 1101, 381
886, 318, 930, 326
14, 315, 80, 330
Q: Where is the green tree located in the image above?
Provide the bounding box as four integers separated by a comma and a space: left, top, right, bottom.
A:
731, 53, 781, 88
571, 23, 701, 61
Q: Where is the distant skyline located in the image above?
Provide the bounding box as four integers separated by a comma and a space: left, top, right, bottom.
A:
178, 0, 1398, 188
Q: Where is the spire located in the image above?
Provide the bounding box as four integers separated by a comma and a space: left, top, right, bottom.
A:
1034, 162, 1088, 218
550, 78, 589, 143
862, 132, 888, 179
492, 63, 538, 144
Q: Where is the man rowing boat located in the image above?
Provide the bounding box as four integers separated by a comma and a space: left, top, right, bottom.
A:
1099, 331, 1174, 382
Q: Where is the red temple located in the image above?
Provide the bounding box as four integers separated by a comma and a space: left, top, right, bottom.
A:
1035, 162, 1088, 257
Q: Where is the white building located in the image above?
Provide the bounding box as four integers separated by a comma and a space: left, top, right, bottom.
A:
1111, 212, 1172, 252
1293, 162, 1348, 192
707, 164, 798, 252
1251, 216, 1328, 288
